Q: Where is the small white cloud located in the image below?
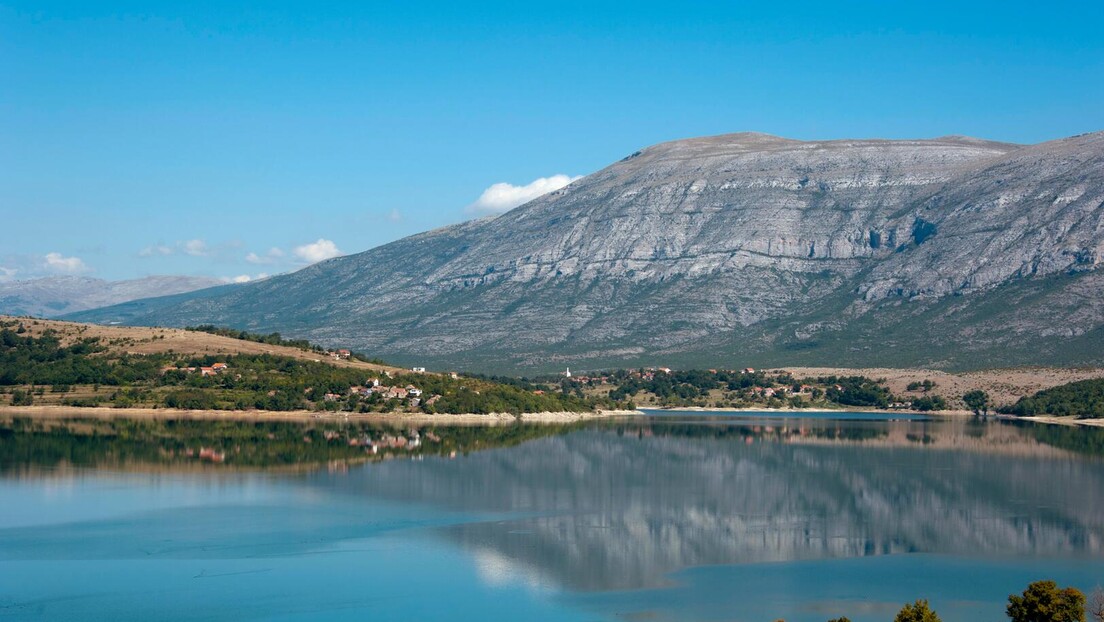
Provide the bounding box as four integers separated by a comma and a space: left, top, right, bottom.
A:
0, 267, 16, 282
43, 252, 90, 274
467, 174, 582, 215
182, 239, 208, 257
387, 209, 403, 223
293, 239, 343, 264
245, 247, 285, 265
139, 244, 173, 257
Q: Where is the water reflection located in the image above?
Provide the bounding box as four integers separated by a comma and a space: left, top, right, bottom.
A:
3, 414, 1104, 597
325, 417, 1104, 591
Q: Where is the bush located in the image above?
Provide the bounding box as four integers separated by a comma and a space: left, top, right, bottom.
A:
10, 389, 32, 406
895, 599, 941, 622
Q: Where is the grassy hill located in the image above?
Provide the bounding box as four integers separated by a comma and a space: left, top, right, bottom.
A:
0, 316, 625, 416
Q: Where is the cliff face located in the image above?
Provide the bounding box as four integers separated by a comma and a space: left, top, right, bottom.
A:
67, 131, 1104, 372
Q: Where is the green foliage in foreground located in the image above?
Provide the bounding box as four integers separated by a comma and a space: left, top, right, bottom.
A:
894, 599, 942, 622
1004, 378, 1104, 419
820, 580, 1092, 622
1007, 580, 1086, 622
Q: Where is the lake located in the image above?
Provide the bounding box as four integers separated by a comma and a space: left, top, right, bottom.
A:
1, 412, 1103, 621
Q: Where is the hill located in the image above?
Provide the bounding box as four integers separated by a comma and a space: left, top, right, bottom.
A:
0, 317, 623, 416
67, 131, 1104, 373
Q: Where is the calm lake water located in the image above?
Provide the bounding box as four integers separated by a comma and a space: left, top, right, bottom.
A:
2, 412, 1103, 621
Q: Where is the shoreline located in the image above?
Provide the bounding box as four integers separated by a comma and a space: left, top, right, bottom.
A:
636, 406, 1104, 428
636, 405, 974, 416
0, 405, 642, 426
3, 405, 1101, 429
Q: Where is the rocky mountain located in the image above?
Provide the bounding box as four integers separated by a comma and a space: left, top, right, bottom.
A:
0, 275, 224, 318
67, 131, 1104, 372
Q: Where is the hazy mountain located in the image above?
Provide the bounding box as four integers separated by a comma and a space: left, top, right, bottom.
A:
1, 275, 224, 318
67, 131, 1104, 372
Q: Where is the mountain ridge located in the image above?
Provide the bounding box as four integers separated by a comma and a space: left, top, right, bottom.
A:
67, 130, 1104, 373
0, 275, 225, 318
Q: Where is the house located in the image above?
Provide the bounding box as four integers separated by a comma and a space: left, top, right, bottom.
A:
323, 393, 342, 402
200, 367, 217, 377
337, 349, 351, 359
197, 447, 225, 463
411, 367, 426, 373
211, 363, 228, 371
406, 386, 422, 397
743, 368, 756, 374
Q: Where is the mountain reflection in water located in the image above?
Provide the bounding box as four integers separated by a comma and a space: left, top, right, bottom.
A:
320, 417, 1104, 591
3, 414, 1103, 599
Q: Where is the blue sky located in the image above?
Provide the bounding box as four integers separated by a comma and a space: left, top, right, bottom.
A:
2, 0, 1103, 282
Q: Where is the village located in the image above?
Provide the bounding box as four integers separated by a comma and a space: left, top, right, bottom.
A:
161, 352, 444, 412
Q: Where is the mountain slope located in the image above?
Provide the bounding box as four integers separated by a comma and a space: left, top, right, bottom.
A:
0, 276, 224, 318
68, 131, 1104, 372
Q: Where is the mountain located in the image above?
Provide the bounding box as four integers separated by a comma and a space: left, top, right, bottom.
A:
67, 131, 1104, 373
0, 275, 224, 318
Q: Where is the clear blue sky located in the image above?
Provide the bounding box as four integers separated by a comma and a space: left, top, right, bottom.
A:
2, 0, 1102, 281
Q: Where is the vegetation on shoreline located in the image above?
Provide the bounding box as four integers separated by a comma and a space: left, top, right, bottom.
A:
0, 325, 627, 415
507, 367, 933, 411
6, 317, 1104, 421
1002, 378, 1104, 419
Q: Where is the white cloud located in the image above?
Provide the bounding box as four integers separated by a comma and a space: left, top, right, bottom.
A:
139, 244, 173, 257
0, 267, 16, 282
43, 252, 90, 274
387, 209, 403, 223
182, 239, 208, 257
293, 239, 343, 264
467, 174, 582, 215
245, 247, 286, 265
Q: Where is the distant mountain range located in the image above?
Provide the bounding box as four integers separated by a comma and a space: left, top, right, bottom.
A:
68, 131, 1104, 373
1, 276, 223, 318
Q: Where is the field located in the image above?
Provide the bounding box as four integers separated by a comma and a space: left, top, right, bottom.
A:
782, 366, 1104, 407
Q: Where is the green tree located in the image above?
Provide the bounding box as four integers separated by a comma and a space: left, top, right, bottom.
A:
963, 389, 991, 416
895, 599, 942, 622
1007, 580, 1085, 622
827, 618, 852, 622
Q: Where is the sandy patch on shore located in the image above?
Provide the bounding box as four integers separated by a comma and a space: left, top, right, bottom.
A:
1016, 415, 1104, 428
0, 405, 641, 426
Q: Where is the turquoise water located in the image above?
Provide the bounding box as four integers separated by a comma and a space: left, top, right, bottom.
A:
2, 414, 1103, 621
